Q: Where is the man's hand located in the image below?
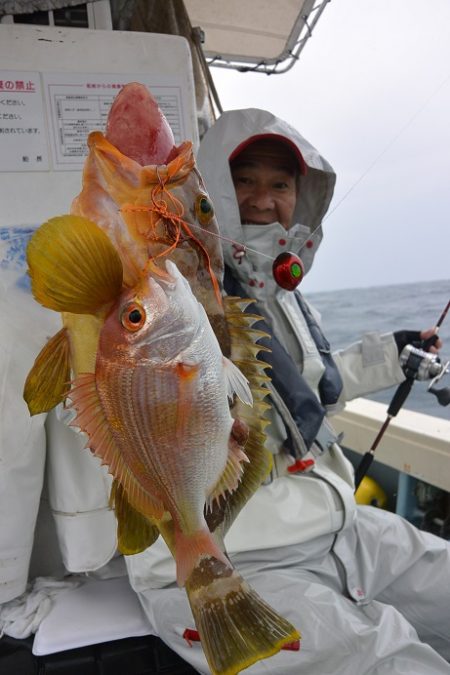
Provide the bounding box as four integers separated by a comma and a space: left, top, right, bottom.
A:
394, 328, 442, 355
420, 328, 443, 354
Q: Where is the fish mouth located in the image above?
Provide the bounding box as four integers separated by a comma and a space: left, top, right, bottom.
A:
105, 82, 176, 166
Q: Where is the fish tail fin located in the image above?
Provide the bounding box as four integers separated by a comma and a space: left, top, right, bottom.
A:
174, 528, 230, 588
185, 556, 300, 675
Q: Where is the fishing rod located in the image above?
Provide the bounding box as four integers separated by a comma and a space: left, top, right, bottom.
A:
354, 299, 450, 491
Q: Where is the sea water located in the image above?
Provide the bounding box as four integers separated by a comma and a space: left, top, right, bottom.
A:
305, 278, 450, 420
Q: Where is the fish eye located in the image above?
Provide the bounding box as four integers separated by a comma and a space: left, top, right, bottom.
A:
129, 309, 142, 323
121, 302, 146, 332
195, 194, 214, 225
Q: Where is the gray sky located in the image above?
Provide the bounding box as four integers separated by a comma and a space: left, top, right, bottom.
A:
210, 0, 450, 293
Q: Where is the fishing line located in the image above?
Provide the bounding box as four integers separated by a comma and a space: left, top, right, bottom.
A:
325, 71, 450, 220
119, 201, 311, 263
187, 220, 324, 259
185, 223, 273, 261
186, 221, 313, 290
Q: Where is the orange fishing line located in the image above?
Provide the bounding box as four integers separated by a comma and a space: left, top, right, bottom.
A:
120, 169, 223, 307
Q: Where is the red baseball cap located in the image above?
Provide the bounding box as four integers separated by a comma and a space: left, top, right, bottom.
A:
229, 134, 307, 176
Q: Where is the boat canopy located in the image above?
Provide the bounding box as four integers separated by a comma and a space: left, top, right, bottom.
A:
184, 0, 330, 73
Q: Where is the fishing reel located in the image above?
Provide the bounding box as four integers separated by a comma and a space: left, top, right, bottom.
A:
399, 344, 450, 406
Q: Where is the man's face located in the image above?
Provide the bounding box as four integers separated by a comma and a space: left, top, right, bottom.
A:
231, 156, 298, 231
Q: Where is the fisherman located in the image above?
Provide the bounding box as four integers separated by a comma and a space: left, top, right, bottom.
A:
1, 107, 449, 675
134, 109, 450, 674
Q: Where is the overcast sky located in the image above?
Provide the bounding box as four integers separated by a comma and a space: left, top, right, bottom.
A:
210, 0, 450, 293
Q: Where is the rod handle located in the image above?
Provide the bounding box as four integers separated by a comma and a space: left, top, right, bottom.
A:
387, 378, 414, 417
354, 452, 374, 491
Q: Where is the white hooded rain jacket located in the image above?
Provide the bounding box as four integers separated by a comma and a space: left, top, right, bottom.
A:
134, 109, 450, 674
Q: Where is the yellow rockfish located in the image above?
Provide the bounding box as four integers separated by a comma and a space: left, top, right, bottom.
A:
23, 84, 300, 674
72, 81, 226, 358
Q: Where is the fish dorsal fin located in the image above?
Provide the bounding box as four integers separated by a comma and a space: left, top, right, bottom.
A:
207, 421, 249, 509
27, 215, 123, 314
110, 480, 160, 555
23, 327, 71, 415
69, 373, 164, 521
223, 356, 253, 406
206, 297, 273, 537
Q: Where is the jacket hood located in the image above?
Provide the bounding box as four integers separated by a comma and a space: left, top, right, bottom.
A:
197, 108, 336, 287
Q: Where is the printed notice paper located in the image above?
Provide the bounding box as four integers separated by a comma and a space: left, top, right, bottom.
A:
0, 70, 190, 172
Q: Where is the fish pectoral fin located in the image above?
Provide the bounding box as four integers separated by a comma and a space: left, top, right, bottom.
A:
185, 557, 300, 675
27, 215, 123, 314
23, 327, 71, 415
69, 373, 164, 522
175, 361, 200, 381
223, 356, 253, 406
110, 480, 159, 555
207, 418, 250, 508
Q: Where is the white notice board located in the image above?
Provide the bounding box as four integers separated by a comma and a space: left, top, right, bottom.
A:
0, 25, 198, 226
